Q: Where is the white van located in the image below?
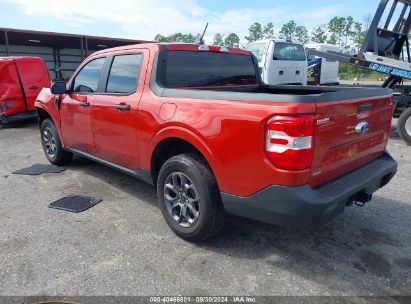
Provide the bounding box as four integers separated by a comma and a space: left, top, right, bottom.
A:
305, 43, 340, 85
245, 39, 307, 85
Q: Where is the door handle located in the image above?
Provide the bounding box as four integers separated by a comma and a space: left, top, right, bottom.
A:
29, 85, 39, 90
115, 103, 131, 111
79, 101, 90, 107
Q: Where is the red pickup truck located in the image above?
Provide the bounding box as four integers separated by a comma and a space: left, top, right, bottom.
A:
35, 43, 397, 241
1, 57, 50, 124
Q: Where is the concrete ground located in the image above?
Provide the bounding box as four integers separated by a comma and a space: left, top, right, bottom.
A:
339, 80, 386, 87
0, 120, 410, 297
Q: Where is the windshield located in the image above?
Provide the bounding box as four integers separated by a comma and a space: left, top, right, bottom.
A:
164, 51, 258, 88
273, 42, 306, 61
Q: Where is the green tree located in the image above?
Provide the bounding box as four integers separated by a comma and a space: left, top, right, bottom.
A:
328, 17, 347, 47
311, 25, 327, 43
153, 33, 200, 43
182, 33, 197, 43
170, 33, 185, 42
352, 22, 366, 52
263, 22, 275, 39
279, 20, 297, 40
343, 16, 354, 50
245, 22, 264, 43
224, 33, 240, 48
295, 25, 309, 44
213, 33, 224, 45
154, 34, 168, 42
328, 33, 337, 45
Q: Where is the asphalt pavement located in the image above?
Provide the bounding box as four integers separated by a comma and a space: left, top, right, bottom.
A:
0, 120, 410, 297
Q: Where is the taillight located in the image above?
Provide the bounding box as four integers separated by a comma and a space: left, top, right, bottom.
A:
265, 116, 314, 170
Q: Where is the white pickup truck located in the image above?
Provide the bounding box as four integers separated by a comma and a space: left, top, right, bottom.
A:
245, 39, 307, 85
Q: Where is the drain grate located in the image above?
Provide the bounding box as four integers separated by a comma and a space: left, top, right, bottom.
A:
13, 163, 66, 175
49, 195, 102, 213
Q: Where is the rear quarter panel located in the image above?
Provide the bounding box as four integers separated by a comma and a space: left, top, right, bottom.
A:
139, 87, 317, 196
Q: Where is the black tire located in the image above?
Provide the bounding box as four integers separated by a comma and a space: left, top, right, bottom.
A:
398, 107, 411, 146
40, 118, 73, 166
157, 154, 225, 241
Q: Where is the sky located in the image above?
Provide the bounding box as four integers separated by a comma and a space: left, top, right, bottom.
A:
0, 0, 379, 43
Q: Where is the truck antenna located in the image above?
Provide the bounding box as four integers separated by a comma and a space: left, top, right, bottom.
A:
199, 23, 209, 45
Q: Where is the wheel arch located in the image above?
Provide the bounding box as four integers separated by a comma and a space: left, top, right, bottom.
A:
36, 107, 52, 127
36, 106, 64, 144
398, 106, 411, 145
148, 127, 220, 186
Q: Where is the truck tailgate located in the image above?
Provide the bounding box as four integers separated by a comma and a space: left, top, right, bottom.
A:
309, 94, 393, 187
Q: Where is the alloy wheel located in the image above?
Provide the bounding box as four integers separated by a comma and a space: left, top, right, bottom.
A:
42, 127, 57, 159
163, 172, 200, 228
405, 115, 411, 136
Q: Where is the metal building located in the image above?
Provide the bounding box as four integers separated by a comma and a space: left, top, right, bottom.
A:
0, 27, 150, 80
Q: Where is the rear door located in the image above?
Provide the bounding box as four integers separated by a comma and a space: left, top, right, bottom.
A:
91, 50, 148, 169
15, 58, 50, 111
309, 93, 393, 187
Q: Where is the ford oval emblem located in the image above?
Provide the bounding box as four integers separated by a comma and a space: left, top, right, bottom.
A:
355, 121, 370, 135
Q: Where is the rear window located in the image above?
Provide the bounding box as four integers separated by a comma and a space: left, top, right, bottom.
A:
106, 54, 143, 94
273, 42, 306, 61
164, 51, 258, 88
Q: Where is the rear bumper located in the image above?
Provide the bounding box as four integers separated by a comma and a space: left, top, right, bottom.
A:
0, 111, 37, 124
221, 151, 397, 228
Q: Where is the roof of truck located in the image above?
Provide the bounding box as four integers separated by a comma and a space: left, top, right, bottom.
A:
0, 56, 44, 62
91, 42, 252, 57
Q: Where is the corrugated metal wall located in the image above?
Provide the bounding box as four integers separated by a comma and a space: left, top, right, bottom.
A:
0, 44, 55, 78
0, 44, 98, 80
59, 48, 83, 79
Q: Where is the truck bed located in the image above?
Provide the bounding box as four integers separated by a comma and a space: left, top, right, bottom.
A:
151, 83, 392, 103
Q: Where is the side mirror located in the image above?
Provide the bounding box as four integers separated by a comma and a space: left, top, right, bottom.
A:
51, 81, 67, 94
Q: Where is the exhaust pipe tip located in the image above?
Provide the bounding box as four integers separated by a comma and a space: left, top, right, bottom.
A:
355, 191, 373, 206
346, 191, 373, 207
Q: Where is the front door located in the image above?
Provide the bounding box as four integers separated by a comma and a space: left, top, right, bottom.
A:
92, 51, 147, 169
60, 57, 106, 154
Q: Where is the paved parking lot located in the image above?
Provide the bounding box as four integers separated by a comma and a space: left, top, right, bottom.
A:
0, 120, 410, 296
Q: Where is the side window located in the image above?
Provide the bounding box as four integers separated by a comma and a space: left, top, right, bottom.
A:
246, 43, 266, 63
72, 57, 105, 93
106, 54, 143, 94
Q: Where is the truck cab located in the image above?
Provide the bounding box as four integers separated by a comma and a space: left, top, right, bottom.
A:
35, 43, 397, 241
245, 39, 307, 85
